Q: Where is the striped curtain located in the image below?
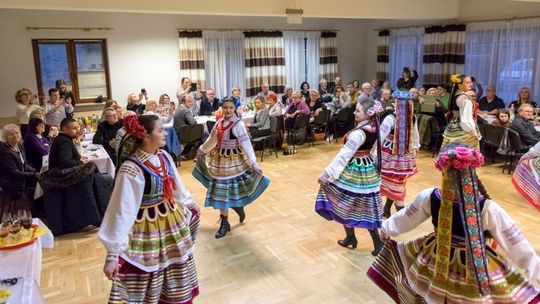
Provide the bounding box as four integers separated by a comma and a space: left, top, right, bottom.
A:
377, 30, 390, 83
423, 24, 466, 87
244, 31, 286, 98
319, 32, 338, 87
179, 31, 205, 88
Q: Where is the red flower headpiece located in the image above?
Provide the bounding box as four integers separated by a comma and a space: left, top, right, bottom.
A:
434, 146, 484, 171
123, 115, 146, 140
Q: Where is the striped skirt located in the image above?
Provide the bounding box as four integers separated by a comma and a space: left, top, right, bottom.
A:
512, 156, 540, 212
367, 234, 540, 304
192, 150, 269, 210
315, 155, 382, 230
109, 213, 200, 304
442, 117, 480, 150
380, 136, 417, 202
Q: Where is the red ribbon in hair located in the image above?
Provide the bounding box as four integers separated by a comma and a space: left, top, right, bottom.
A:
123, 115, 146, 139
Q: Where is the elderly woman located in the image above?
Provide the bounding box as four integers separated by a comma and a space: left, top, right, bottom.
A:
246, 96, 271, 139
284, 90, 311, 130
231, 86, 244, 110
15, 88, 42, 136
158, 94, 172, 116
0, 124, 38, 203
145, 99, 172, 124
45, 88, 74, 127
23, 117, 52, 171
282, 86, 293, 106
267, 91, 283, 117
509, 86, 538, 110
308, 90, 324, 116
126, 93, 145, 115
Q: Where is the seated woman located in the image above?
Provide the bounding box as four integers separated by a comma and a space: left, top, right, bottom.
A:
490, 108, 511, 127
267, 91, 282, 117
307, 90, 324, 117
368, 143, 540, 303
246, 96, 271, 139
0, 124, 38, 205
284, 90, 310, 130
145, 99, 172, 124
23, 117, 52, 171
513, 141, 540, 212
508, 86, 538, 110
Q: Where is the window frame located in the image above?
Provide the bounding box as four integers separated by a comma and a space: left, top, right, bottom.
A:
32, 38, 112, 104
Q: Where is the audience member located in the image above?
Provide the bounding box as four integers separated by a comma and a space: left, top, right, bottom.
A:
327, 86, 351, 116
145, 99, 172, 124
246, 96, 271, 138
45, 88, 74, 127
511, 103, 540, 147
267, 91, 283, 117
360, 82, 373, 100
319, 78, 330, 96
258, 82, 270, 98
29, 108, 58, 140
379, 88, 393, 110
93, 108, 123, 162
200, 88, 220, 116
352, 80, 360, 91
509, 86, 538, 110
231, 86, 244, 110
115, 111, 137, 154
126, 93, 145, 115
396, 67, 418, 90
55, 79, 77, 108
15, 88, 41, 136
478, 86, 505, 115
282, 86, 293, 106
176, 77, 202, 115
491, 108, 512, 127
23, 117, 52, 171
371, 79, 382, 100
284, 90, 310, 129
300, 81, 310, 102
308, 90, 324, 116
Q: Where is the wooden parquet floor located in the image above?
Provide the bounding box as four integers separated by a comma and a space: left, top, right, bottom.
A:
41, 142, 540, 303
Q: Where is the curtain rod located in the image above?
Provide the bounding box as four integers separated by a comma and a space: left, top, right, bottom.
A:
26, 27, 114, 31
177, 28, 340, 32
374, 14, 540, 31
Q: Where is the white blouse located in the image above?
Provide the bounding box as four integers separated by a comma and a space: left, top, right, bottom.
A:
16, 103, 42, 124
523, 141, 540, 159
382, 188, 540, 283
456, 94, 477, 133
379, 114, 421, 149
98, 150, 195, 256
199, 117, 258, 168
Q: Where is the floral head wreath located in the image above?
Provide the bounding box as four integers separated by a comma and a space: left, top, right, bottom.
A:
365, 100, 384, 116
450, 74, 463, 84
123, 115, 146, 140
433, 145, 491, 295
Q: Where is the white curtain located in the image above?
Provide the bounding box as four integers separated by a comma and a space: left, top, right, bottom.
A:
306, 32, 320, 89
283, 31, 306, 91
389, 27, 424, 89
465, 19, 540, 104
202, 31, 245, 99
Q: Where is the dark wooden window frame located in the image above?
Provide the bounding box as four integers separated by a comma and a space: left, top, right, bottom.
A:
32, 39, 112, 104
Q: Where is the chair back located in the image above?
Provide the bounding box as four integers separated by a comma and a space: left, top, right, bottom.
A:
481, 124, 505, 147
337, 107, 353, 123
178, 124, 204, 144
313, 108, 330, 126
506, 128, 523, 153
294, 114, 310, 129
274, 115, 284, 133
269, 115, 278, 133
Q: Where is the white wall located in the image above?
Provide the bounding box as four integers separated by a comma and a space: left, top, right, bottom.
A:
0, 9, 367, 118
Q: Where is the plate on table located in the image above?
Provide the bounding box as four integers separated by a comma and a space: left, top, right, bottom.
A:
0, 224, 49, 251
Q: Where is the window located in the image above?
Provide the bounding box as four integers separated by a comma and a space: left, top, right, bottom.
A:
32, 39, 111, 103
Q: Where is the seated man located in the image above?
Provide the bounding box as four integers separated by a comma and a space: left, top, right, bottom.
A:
258, 82, 270, 98
478, 86, 505, 115
40, 118, 112, 235
93, 107, 123, 163
511, 103, 540, 148
199, 88, 220, 116
174, 94, 207, 158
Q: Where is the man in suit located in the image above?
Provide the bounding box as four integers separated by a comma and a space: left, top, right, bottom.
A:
511, 103, 540, 148
199, 88, 220, 116
174, 94, 207, 159
49, 118, 83, 169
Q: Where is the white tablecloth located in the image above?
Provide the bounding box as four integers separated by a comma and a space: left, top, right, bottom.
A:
194, 114, 255, 133
34, 144, 115, 199
0, 218, 54, 304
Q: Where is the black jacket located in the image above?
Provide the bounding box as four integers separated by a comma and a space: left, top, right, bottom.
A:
49, 133, 81, 169
0, 142, 36, 193
93, 120, 123, 159
199, 97, 220, 116
511, 115, 540, 147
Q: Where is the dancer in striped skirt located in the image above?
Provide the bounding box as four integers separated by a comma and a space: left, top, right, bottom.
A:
368, 143, 540, 304
513, 141, 540, 211
99, 114, 200, 304
379, 92, 420, 218
441, 74, 481, 150
315, 99, 384, 256
193, 97, 270, 239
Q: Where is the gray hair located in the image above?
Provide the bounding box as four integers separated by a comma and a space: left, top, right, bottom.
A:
361, 82, 372, 90
2, 124, 20, 142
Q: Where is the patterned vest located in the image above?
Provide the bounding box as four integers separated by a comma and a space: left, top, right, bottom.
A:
127, 152, 174, 208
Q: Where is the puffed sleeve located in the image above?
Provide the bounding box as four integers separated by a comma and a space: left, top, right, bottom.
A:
382, 188, 434, 236
482, 200, 540, 282
412, 117, 420, 149
522, 141, 540, 160
321, 129, 365, 182
456, 95, 476, 133
379, 114, 395, 141
198, 121, 218, 154
98, 161, 144, 255
235, 121, 258, 167
163, 151, 195, 208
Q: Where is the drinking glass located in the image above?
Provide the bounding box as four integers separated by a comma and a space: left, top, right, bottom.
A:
1, 213, 12, 225
0, 223, 10, 246
9, 220, 21, 243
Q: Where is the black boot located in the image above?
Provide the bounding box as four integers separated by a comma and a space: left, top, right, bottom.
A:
395, 205, 404, 213
337, 226, 358, 249
231, 207, 246, 223
215, 215, 231, 239
383, 198, 394, 218
368, 229, 383, 256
